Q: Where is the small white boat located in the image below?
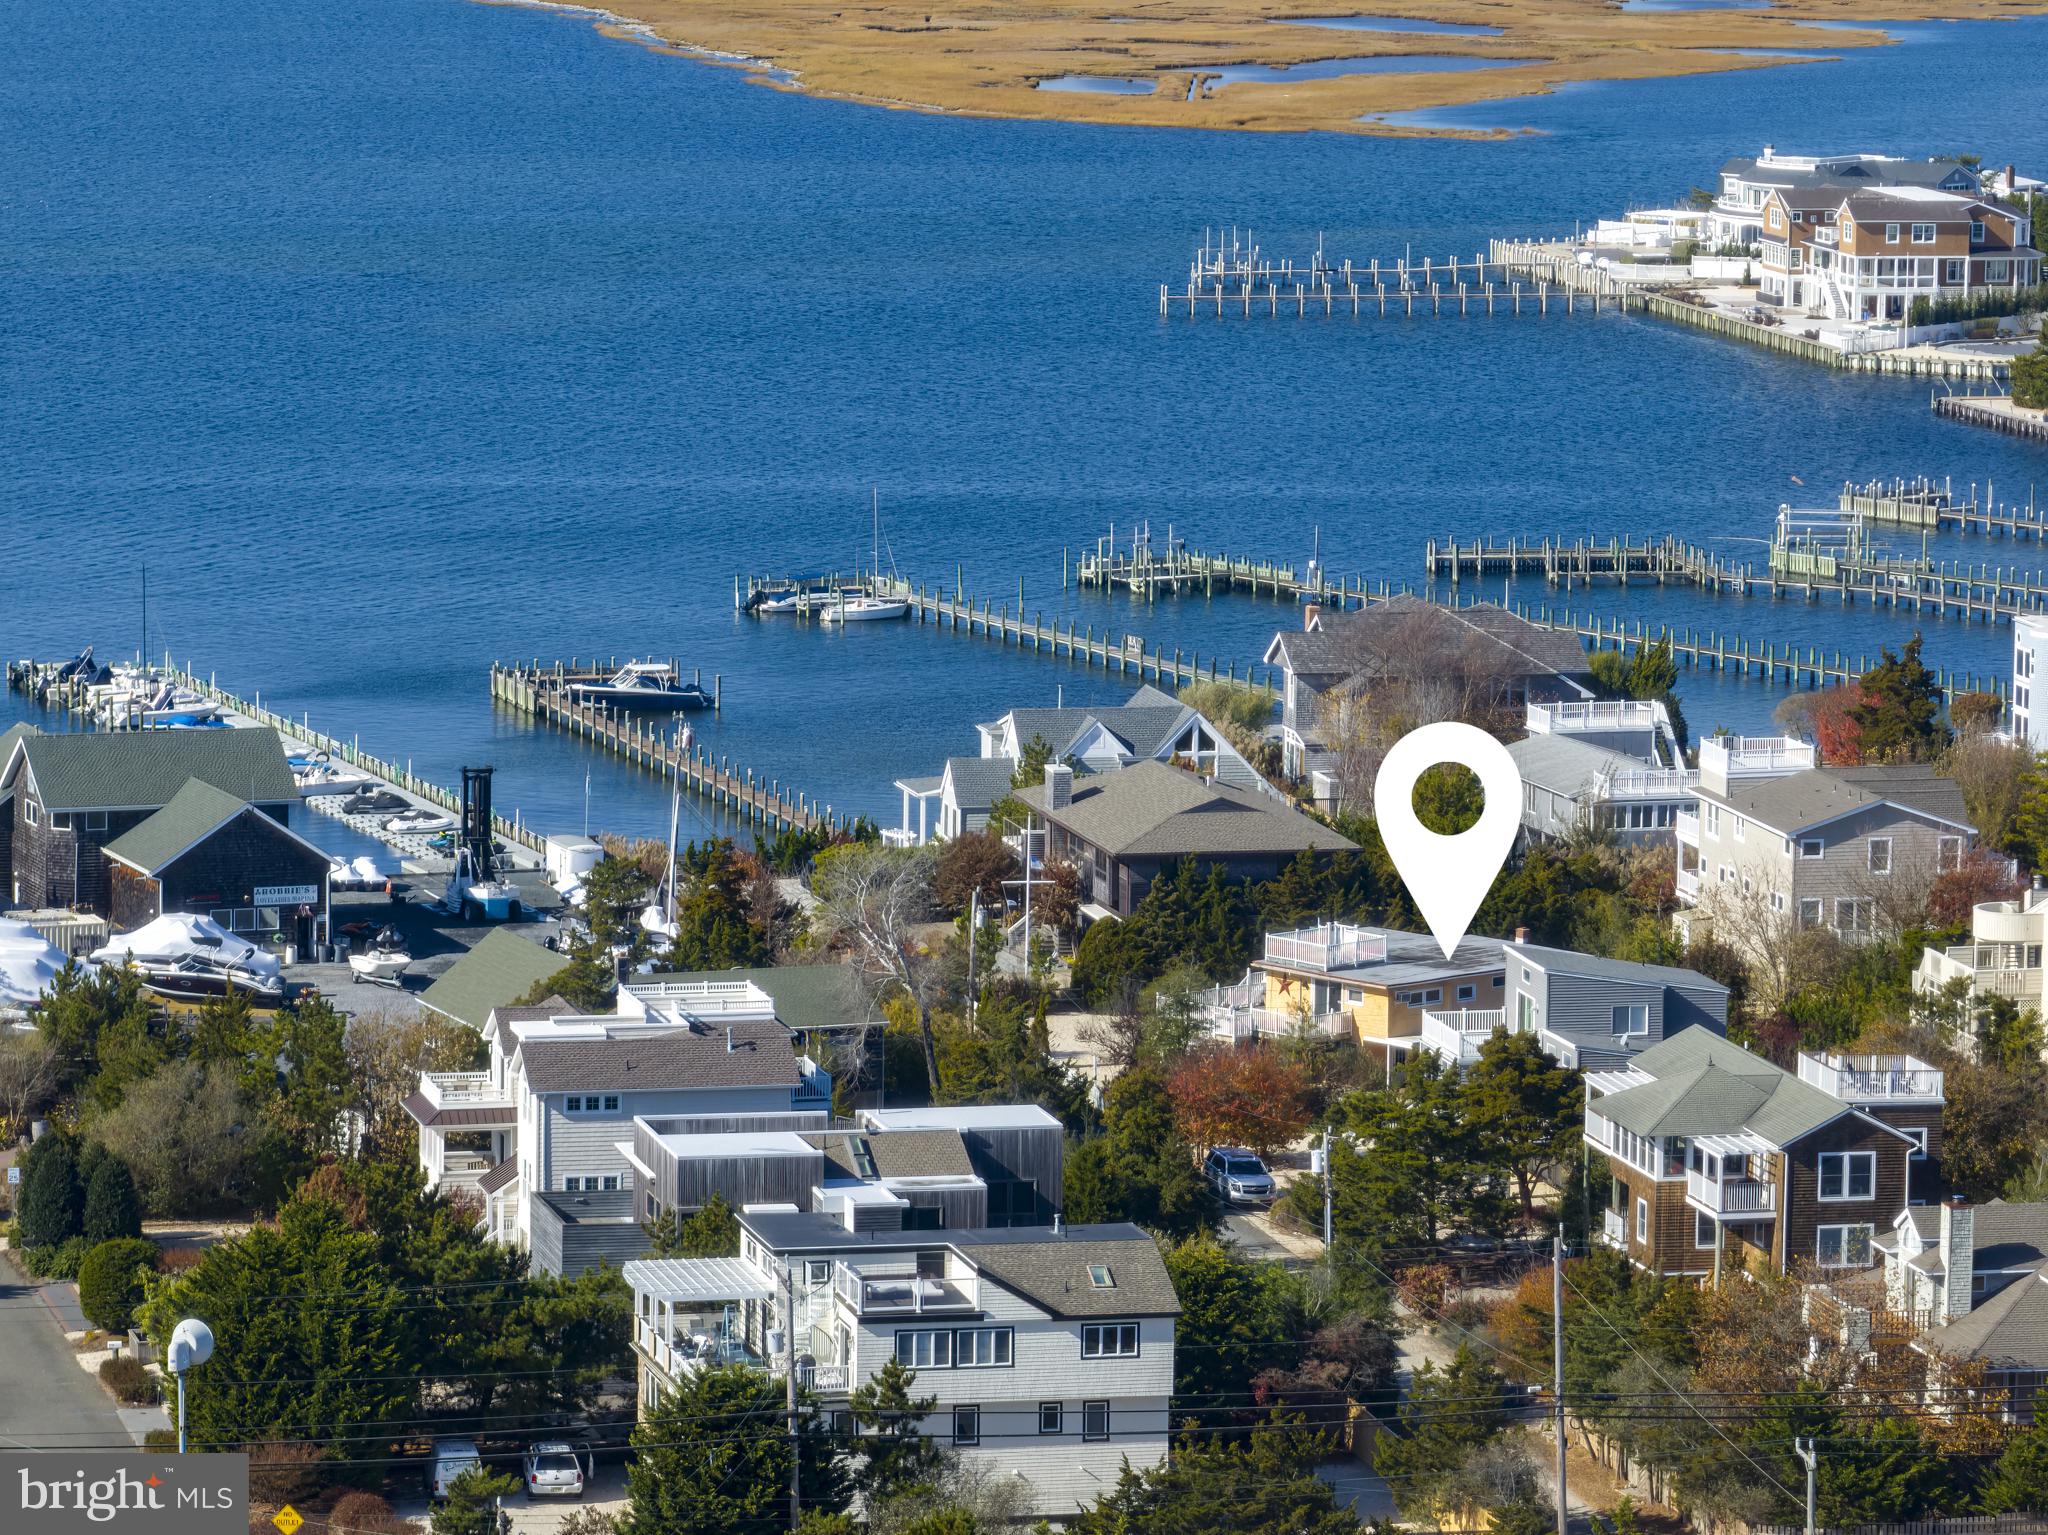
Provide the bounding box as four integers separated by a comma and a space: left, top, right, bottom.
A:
467, 879, 519, 921
347, 924, 412, 985
753, 591, 805, 614
817, 595, 909, 623
570, 661, 713, 712
385, 809, 456, 836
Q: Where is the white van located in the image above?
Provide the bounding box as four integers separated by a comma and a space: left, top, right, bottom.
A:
426, 1438, 483, 1500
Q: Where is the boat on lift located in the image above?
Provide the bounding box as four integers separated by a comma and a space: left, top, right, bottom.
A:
443, 767, 521, 921
570, 661, 713, 711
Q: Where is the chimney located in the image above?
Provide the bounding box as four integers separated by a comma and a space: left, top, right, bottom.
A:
1939, 1200, 1975, 1322
1303, 603, 1321, 632
1052, 1214, 1064, 1237
1514, 926, 1530, 945
1045, 762, 1073, 811
2007, 164, 2018, 193
726, 1024, 734, 1053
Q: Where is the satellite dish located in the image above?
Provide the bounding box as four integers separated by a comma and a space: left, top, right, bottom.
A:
168, 1318, 215, 1374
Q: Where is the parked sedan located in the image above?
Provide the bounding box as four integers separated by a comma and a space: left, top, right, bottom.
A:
1203, 1146, 1276, 1206
522, 1441, 586, 1498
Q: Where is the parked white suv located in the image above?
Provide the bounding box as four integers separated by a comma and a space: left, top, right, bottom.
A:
1203, 1147, 1276, 1206
523, 1441, 587, 1498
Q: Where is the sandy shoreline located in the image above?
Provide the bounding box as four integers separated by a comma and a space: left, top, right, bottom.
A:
473, 0, 2048, 139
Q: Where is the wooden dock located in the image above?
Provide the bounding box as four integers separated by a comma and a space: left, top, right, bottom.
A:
1424, 535, 1752, 592
1069, 525, 1403, 606
490, 662, 845, 835
1840, 475, 2048, 537
1935, 392, 2048, 445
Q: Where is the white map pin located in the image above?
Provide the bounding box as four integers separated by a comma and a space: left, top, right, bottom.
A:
1373, 721, 1524, 960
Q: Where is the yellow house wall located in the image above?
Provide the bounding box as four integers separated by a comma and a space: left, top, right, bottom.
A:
1258, 966, 1502, 1045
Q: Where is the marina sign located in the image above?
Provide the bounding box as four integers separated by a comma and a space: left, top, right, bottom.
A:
253, 885, 320, 905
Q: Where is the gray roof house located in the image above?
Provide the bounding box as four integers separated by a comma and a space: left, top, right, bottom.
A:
1263, 597, 1592, 781
1587, 1031, 1940, 1280
623, 1212, 1177, 1517
1017, 760, 1354, 918
1497, 940, 1728, 1071
888, 684, 1274, 847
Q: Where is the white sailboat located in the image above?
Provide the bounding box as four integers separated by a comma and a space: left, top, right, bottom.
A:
818, 490, 909, 623
640, 791, 681, 942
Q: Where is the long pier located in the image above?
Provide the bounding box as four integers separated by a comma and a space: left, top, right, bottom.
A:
1423, 535, 1751, 592
490, 663, 844, 835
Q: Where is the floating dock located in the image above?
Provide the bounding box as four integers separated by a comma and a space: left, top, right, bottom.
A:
490, 662, 844, 835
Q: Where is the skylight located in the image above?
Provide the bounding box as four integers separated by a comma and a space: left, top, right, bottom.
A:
1088, 1264, 1115, 1289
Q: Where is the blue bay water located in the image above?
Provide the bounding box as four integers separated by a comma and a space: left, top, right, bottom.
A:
3, 0, 2048, 845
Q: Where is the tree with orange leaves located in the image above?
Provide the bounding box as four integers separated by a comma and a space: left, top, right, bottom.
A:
1165, 1045, 1311, 1161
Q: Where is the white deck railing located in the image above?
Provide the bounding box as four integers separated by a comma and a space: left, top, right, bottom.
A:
1798, 1052, 1944, 1103
420, 1071, 512, 1109
1263, 924, 1386, 972
1418, 1009, 1506, 1065
1687, 1169, 1776, 1214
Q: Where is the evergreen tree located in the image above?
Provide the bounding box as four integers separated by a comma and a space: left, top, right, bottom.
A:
934, 987, 1091, 1129
1330, 1053, 1511, 1259
1061, 1068, 1210, 1239
35, 965, 155, 1095
432, 1467, 521, 1535
674, 1193, 741, 1259
76, 1236, 159, 1333
619, 1364, 847, 1535
1371, 1347, 1516, 1520
17, 1135, 83, 1249
1850, 634, 1951, 764
1463, 1030, 1581, 1221
848, 1358, 947, 1505
1066, 1419, 1356, 1535
82, 1155, 143, 1243
641, 1205, 686, 1258
1162, 1234, 1292, 1430
1983, 1413, 2048, 1512
670, 840, 771, 971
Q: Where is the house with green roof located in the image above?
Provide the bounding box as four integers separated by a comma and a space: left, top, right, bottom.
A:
0, 723, 302, 922
1587, 1029, 1942, 1280
102, 776, 333, 948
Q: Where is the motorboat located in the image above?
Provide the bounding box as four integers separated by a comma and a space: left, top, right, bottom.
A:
570, 661, 713, 712
346, 924, 412, 986
340, 787, 409, 816
446, 844, 519, 921
134, 683, 220, 726
295, 756, 376, 798
752, 590, 805, 614
90, 914, 284, 1006
385, 808, 456, 836
0, 920, 87, 1014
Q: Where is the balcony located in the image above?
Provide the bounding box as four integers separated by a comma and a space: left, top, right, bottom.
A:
1526, 699, 1667, 734
437, 1152, 498, 1191
634, 1317, 846, 1391
1199, 979, 1352, 1043
1600, 767, 1698, 800
419, 1071, 514, 1113
1675, 861, 1701, 903
1418, 1009, 1507, 1066
1601, 1208, 1627, 1249
1917, 942, 2044, 1006
836, 1266, 979, 1317
1263, 924, 1386, 973
793, 1058, 833, 1109
1699, 735, 1817, 780
1798, 1052, 1944, 1105
1687, 1169, 1776, 1215
1676, 810, 1700, 845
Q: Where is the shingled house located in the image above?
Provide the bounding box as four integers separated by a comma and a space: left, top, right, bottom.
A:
1588, 1031, 1942, 1279
0, 726, 313, 935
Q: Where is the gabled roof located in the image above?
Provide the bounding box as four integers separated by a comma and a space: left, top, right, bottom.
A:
102, 777, 326, 876
420, 928, 567, 1032
1017, 760, 1354, 860
1717, 767, 1973, 837
0, 723, 38, 790
1925, 1272, 2048, 1369
1264, 596, 1589, 684
943, 756, 1023, 809
954, 1225, 1181, 1318
991, 695, 1192, 765
517, 1016, 799, 1094
1506, 939, 1729, 999
10, 726, 296, 812
1594, 1030, 1909, 1148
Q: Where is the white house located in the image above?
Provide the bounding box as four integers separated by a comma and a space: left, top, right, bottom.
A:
404, 979, 833, 1272
888, 684, 1272, 847
624, 1209, 1177, 1518
2014, 614, 2048, 748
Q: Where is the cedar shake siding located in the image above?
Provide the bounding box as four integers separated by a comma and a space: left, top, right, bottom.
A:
1776, 1113, 1915, 1274
106, 806, 329, 934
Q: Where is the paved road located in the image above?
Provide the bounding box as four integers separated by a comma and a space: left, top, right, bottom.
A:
0, 1253, 131, 1453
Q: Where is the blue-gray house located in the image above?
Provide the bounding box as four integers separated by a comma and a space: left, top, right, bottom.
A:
1502, 940, 1729, 1071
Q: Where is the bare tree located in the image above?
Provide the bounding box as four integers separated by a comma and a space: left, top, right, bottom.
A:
1943, 732, 2032, 850
1693, 879, 1844, 1014
0, 1034, 58, 1143
344, 1008, 485, 1157
810, 843, 945, 1090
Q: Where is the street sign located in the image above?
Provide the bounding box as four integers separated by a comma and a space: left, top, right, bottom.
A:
272, 1506, 303, 1535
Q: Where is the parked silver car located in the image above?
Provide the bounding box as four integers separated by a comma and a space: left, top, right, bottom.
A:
523, 1440, 587, 1498
1203, 1146, 1276, 1206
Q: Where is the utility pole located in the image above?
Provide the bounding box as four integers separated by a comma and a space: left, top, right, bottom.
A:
1321, 1126, 1333, 1254
967, 889, 980, 1024
1793, 1437, 1818, 1535
784, 1267, 801, 1533
1553, 1234, 1567, 1535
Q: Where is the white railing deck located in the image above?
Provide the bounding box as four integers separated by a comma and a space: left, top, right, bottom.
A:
1798, 1052, 1945, 1103
836, 1267, 978, 1316
1918, 945, 2042, 1004
1699, 735, 1817, 777
1263, 924, 1386, 972
420, 1071, 513, 1109
1207, 1004, 1351, 1042
1418, 1009, 1507, 1065
1527, 699, 1664, 734
1687, 1169, 1776, 1214
1600, 768, 1698, 799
